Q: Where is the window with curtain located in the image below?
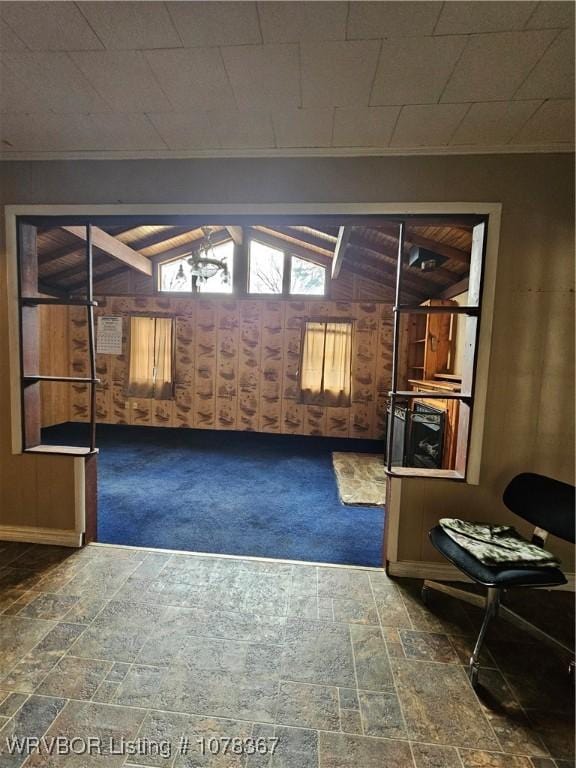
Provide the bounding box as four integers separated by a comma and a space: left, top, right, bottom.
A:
300, 321, 352, 407
128, 316, 174, 400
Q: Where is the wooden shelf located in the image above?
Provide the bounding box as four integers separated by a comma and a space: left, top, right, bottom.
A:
23, 375, 100, 385
25, 445, 99, 456
395, 304, 479, 315
392, 390, 470, 401
20, 297, 98, 307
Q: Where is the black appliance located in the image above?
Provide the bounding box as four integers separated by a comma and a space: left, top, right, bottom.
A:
386, 404, 409, 466
407, 402, 445, 469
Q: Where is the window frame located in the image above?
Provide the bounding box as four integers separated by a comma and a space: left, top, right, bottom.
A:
247, 237, 328, 298
126, 312, 176, 401
298, 318, 353, 408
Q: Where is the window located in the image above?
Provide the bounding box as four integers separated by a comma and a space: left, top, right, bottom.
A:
300, 321, 352, 407
290, 256, 326, 296
159, 241, 234, 294
249, 240, 284, 294
248, 239, 328, 297
128, 316, 174, 400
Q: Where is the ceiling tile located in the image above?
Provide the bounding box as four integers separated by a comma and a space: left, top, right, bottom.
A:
145, 49, 235, 112
442, 30, 557, 102
451, 100, 542, 145
87, 114, 166, 150
515, 29, 574, 100
525, 2, 575, 29
333, 106, 400, 147
0, 52, 111, 113
147, 112, 219, 150
347, 2, 442, 39
166, 1, 261, 47
208, 109, 275, 148
0, 18, 27, 51
258, 2, 346, 43
272, 108, 333, 147
79, 2, 181, 50
0, 112, 165, 151
391, 104, 469, 146
434, 1, 537, 35
512, 99, 575, 144
222, 44, 300, 110
301, 40, 381, 108
70, 51, 173, 113
371, 36, 466, 106
0, 1, 103, 51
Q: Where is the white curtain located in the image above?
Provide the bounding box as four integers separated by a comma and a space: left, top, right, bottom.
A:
128, 316, 173, 399
300, 321, 352, 406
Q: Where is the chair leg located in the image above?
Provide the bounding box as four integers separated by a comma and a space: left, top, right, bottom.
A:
469, 587, 500, 687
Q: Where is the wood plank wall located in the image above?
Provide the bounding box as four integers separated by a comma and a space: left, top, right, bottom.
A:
39, 304, 71, 427
67, 296, 393, 440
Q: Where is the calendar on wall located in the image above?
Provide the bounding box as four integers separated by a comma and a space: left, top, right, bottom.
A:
96, 316, 123, 355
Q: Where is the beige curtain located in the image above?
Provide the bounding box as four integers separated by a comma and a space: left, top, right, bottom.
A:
128, 316, 173, 399
323, 322, 352, 406
300, 321, 351, 406
153, 318, 173, 400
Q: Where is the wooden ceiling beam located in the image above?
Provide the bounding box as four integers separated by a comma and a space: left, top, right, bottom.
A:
150, 229, 233, 264
225, 226, 243, 245
249, 227, 332, 268
270, 226, 337, 254
348, 230, 462, 285
344, 263, 422, 301
62, 226, 152, 276
332, 227, 352, 279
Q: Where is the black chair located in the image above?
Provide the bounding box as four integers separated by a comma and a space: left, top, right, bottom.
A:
423, 472, 575, 686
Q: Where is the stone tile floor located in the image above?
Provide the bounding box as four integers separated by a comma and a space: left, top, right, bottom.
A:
0, 541, 573, 767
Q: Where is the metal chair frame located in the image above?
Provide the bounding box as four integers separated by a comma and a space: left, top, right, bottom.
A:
422, 473, 575, 688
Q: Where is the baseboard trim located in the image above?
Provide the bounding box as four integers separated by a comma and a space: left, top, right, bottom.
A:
388, 560, 575, 591
0, 526, 82, 548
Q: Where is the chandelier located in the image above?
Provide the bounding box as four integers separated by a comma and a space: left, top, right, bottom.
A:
173, 227, 230, 290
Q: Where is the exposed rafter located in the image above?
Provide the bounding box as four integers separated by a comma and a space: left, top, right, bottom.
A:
225, 226, 243, 245
332, 227, 352, 279
63, 226, 152, 276
250, 227, 332, 267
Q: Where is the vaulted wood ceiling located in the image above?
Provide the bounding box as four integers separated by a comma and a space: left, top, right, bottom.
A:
36, 219, 473, 301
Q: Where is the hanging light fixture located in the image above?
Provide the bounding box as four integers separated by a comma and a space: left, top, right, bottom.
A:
168, 227, 230, 292
187, 227, 230, 286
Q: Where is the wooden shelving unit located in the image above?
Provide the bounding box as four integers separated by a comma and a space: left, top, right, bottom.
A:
406, 298, 456, 380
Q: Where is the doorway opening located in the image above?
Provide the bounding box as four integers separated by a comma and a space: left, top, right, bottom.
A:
15, 213, 486, 566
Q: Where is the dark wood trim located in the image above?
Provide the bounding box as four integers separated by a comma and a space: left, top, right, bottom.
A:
84, 453, 98, 544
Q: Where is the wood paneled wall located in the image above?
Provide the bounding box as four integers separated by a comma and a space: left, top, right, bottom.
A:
39, 304, 71, 427
68, 296, 393, 440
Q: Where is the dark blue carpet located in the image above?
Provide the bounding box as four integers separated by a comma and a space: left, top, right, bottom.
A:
42, 424, 385, 567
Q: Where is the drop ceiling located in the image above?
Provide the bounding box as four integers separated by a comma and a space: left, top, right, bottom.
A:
0, 1, 573, 159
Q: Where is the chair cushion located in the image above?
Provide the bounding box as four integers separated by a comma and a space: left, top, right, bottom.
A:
429, 526, 567, 588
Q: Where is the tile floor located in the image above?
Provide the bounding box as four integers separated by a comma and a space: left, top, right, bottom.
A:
0, 541, 573, 767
